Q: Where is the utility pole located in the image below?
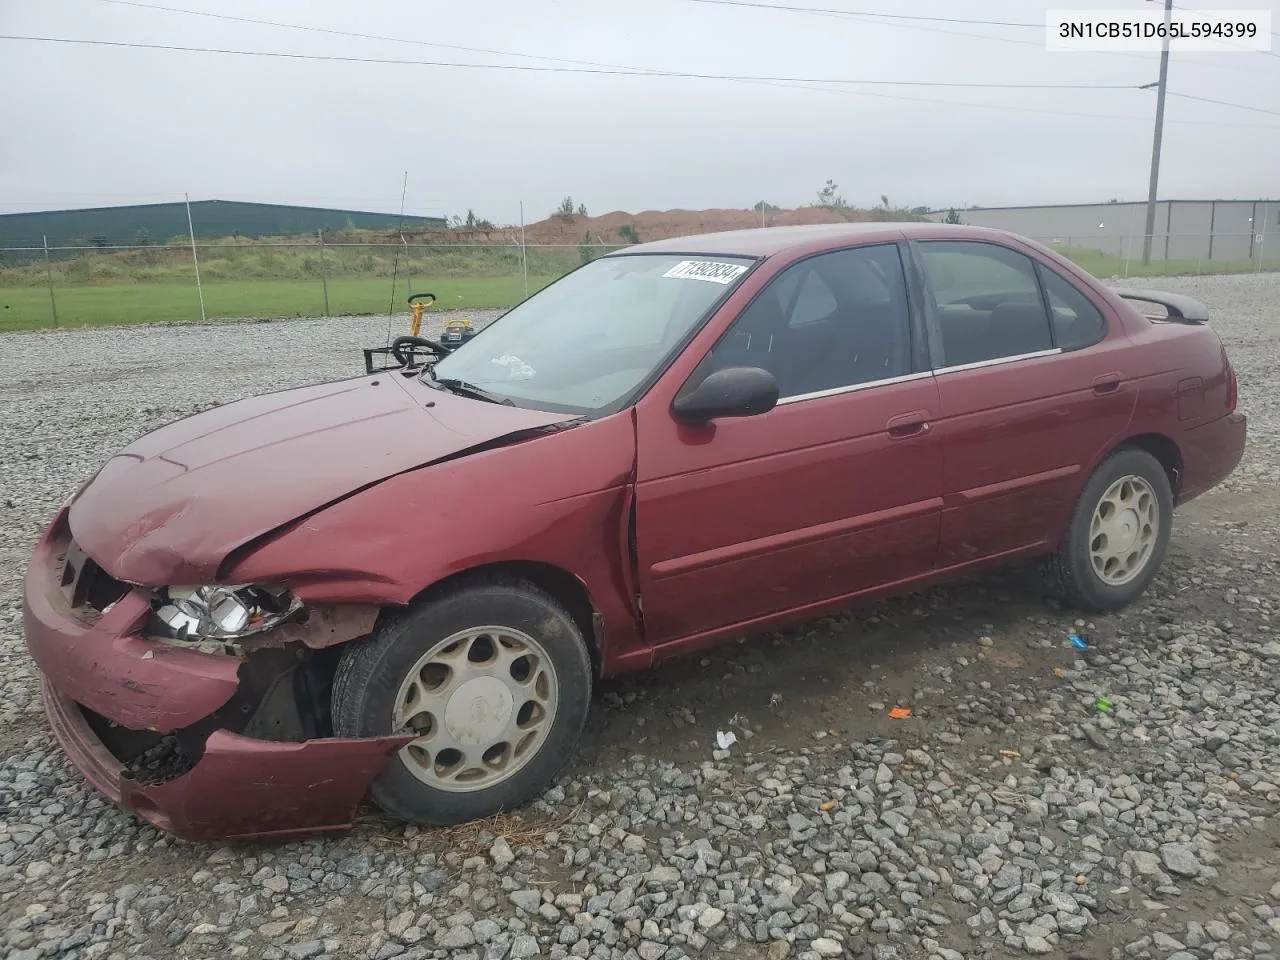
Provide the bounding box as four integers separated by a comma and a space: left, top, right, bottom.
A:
1141, 0, 1173, 265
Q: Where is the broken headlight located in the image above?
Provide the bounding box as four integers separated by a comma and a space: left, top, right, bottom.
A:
151, 584, 300, 641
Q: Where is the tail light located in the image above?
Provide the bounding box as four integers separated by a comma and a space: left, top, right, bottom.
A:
1225, 359, 1238, 413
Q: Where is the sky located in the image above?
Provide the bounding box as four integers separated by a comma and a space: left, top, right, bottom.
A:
1, 0, 1278, 225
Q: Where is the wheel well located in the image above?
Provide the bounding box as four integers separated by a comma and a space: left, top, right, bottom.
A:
408, 561, 602, 675
1119, 433, 1182, 496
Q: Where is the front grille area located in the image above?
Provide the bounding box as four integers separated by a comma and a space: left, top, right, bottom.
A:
59, 541, 129, 613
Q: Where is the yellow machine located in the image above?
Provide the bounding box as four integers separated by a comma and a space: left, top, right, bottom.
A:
408, 292, 436, 337
409, 292, 476, 346
364, 292, 477, 373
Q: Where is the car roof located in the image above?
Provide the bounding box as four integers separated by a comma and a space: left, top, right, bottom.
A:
613, 221, 1029, 259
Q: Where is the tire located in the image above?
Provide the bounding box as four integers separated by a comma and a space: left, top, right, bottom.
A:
1043, 447, 1174, 613
332, 578, 592, 826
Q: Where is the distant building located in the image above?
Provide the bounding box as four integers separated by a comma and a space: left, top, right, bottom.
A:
927, 199, 1277, 263
0, 199, 446, 248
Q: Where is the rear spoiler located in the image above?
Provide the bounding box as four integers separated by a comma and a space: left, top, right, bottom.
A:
1112, 288, 1209, 324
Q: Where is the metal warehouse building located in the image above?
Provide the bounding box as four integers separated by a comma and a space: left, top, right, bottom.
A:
927, 199, 1276, 263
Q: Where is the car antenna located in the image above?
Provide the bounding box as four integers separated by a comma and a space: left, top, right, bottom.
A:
385, 170, 410, 352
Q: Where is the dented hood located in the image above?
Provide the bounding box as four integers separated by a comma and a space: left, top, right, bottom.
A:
69, 373, 575, 585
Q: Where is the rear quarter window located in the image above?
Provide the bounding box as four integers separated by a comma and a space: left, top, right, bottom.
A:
1035, 264, 1107, 350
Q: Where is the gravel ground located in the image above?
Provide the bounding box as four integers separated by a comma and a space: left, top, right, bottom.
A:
1, 278, 1278, 960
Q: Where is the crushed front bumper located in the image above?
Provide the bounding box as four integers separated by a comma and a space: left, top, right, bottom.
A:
24, 509, 409, 842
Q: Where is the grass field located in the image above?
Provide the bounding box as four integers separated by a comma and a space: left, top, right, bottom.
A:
0, 275, 556, 332
2, 238, 1277, 333
1048, 246, 1279, 279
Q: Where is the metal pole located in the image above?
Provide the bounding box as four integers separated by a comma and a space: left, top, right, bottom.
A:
318, 228, 331, 317
1123, 204, 1138, 277
185, 193, 206, 322
1257, 202, 1268, 273
386, 171, 409, 349
42, 234, 58, 327
1141, 0, 1173, 265
519, 200, 529, 298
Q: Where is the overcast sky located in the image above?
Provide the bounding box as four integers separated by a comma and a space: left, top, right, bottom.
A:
1, 0, 1278, 224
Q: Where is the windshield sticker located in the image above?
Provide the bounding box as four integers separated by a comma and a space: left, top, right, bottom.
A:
662, 260, 749, 284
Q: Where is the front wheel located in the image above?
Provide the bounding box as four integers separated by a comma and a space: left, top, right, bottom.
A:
332, 579, 592, 826
1043, 447, 1174, 612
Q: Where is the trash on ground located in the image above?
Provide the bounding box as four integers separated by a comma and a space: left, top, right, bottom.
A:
1096, 696, 1113, 713
888, 706, 912, 720
1069, 634, 1091, 649
715, 730, 738, 750
999, 748, 1021, 758
819, 800, 837, 812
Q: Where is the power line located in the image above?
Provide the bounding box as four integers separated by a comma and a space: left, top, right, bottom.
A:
99, 0, 1268, 82
97, 0, 675, 76
684, 0, 1040, 28
4, 32, 1279, 129
0, 35, 1141, 88
1167, 90, 1280, 117
686, 0, 1274, 72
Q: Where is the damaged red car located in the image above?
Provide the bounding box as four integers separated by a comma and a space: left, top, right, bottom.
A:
24, 223, 1246, 840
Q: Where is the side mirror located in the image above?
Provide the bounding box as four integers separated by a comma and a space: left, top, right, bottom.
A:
672, 366, 779, 423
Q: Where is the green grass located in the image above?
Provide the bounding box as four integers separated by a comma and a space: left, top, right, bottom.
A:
1047, 245, 1280, 279
0, 275, 556, 332
4, 237, 1276, 334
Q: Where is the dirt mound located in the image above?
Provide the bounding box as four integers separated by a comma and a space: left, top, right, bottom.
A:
399, 205, 903, 247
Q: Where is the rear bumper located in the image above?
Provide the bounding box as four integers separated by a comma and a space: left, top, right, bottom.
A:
1178, 411, 1247, 504
25, 509, 410, 842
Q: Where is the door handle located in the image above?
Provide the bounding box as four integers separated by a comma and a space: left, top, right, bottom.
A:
1092, 373, 1122, 395
886, 410, 930, 439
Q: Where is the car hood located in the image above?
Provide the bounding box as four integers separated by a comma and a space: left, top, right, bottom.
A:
69, 374, 576, 585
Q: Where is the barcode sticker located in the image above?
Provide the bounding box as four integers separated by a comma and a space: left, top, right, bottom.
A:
662, 260, 748, 284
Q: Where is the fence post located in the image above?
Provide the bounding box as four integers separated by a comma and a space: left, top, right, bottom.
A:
184, 193, 207, 323
519, 200, 529, 299
318, 229, 331, 317
1257, 202, 1268, 273
42, 234, 58, 327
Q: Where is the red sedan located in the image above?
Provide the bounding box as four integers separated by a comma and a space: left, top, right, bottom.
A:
24, 222, 1246, 840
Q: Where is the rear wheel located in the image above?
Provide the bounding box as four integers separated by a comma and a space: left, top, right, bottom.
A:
332, 579, 592, 826
1044, 447, 1173, 612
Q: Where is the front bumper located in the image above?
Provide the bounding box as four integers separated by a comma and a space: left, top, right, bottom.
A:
42, 679, 406, 841
24, 509, 409, 841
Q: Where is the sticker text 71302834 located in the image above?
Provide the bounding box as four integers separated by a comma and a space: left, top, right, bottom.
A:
661, 260, 749, 284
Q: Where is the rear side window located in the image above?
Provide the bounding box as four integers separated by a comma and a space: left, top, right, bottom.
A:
918, 241, 1054, 368
1037, 265, 1107, 350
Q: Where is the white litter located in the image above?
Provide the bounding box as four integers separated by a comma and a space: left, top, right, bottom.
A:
715, 730, 737, 750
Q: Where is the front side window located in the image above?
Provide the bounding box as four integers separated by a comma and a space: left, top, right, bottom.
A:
431, 253, 754, 413
918, 241, 1054, 368
695, 244, 913, 401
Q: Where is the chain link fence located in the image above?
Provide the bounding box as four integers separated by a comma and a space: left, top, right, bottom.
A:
0, 235, 630, 331
1, 228, 1276, 332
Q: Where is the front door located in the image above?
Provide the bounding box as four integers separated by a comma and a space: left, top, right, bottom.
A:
633, 242, 944, 645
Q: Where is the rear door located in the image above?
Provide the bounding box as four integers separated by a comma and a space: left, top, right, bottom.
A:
632, 242, 943, 644
912, 239, 1137, 567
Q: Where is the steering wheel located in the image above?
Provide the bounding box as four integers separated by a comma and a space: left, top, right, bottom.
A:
391, 335, 448, 366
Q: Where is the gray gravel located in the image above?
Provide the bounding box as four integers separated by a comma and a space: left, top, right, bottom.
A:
2, 278, 1279, 960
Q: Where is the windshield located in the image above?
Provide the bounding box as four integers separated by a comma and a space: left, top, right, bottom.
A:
429, 253, 755, 413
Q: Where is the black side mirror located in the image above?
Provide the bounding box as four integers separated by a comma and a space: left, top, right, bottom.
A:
672, 366, 779, 423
